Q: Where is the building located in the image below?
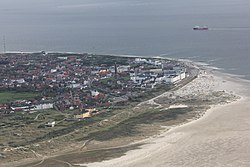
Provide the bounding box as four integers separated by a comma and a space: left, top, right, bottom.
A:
34, 103, 54, 110
46, 121, 56, 127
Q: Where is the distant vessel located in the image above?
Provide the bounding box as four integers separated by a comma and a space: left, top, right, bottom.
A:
193, 26, 209, 30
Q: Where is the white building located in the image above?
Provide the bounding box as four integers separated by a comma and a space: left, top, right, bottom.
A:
57, 57, 68, 60
135, 58, 147, 63
51, 69, 57, 73
164, 75, 181, 83
155, 77, 163, 82
150, 69, 162, 74
46, 121, 56, 127
11, 79, 25, 84
130, 75, 147, 84
67, 83, 81, 88
118, 66, 130, 73
91, 90, 100, 97
34, 103, 54, 110
180, 72, 186, 79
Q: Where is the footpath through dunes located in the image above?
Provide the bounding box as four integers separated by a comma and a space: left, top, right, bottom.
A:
79, 70, 250, 167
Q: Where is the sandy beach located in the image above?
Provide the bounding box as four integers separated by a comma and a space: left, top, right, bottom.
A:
80, 69, 250, 167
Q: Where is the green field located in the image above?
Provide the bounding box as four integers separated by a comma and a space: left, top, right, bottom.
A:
0, 91, 39, 103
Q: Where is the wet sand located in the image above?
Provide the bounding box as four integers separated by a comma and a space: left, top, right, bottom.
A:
80, 70, 250, 167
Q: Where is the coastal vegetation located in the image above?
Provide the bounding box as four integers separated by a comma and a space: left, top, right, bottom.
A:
0, 53, 238, 167
0, 91, 39, 104
79, 107, 196, 141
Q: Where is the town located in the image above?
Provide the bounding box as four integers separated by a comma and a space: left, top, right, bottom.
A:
0, 52, 190, 120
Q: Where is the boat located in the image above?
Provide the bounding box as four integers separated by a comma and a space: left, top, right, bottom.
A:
193, 26, 208, 30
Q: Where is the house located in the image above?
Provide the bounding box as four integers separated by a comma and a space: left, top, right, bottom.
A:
135, 58, 147, 63
163, 75, 181, 83
91, 90, 100, 97
67, 83, 81, 89
180, 72, 186, 79
117, 66, 130, 73
11, 79, 25, 84
34, 103, 54, 110
46, 121, 56, 127
149, 69, 162, 74
75, 108, 98, 119
11, 106, 31, 112
130, 75, 148, 84
0, 104, 8, 110
58, 57, 68, 60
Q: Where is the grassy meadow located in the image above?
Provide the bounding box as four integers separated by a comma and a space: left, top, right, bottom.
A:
0, 91, 39, 103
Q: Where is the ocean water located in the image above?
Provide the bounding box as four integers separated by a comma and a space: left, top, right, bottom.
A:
0, 0, 250, 79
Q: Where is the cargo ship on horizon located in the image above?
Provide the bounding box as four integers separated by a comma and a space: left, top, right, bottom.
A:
193, 26, 209, 30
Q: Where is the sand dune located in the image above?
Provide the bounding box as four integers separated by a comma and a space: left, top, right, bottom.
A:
80, 70, 250, 167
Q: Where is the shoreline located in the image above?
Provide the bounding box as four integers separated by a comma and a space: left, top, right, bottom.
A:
3, 51, 248, 80
81, 99, 247, 167
1, 53, 248, 167
78, 67, 250, 167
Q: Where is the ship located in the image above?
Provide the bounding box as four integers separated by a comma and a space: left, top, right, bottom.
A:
193, 26, 208, 30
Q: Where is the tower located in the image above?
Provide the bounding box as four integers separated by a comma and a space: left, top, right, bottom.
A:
3, 36, 6, 53
115, 62, 118, 78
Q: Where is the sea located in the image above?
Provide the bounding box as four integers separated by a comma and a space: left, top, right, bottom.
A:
0, 0, 250, 79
